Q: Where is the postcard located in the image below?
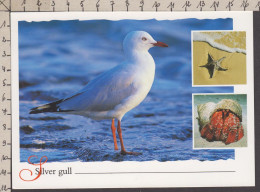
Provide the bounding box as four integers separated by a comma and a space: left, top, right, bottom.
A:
11, 12, 254, 189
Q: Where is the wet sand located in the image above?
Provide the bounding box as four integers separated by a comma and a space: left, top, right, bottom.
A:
193, 42, 246, 85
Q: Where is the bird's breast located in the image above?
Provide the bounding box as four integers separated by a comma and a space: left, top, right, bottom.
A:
133, 61, 155, 94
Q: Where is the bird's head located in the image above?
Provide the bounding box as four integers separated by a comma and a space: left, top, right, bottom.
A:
123, 31, 168, 52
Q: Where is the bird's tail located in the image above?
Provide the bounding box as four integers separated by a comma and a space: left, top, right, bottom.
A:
29, 99, 63, 114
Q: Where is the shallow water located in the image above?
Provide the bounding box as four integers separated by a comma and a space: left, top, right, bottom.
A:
19, 18, 235, 162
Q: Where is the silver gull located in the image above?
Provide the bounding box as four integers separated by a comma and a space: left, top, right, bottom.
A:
30, 31, 168, 155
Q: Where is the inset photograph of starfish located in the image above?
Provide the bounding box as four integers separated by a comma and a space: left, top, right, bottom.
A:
192, 31, 246, 85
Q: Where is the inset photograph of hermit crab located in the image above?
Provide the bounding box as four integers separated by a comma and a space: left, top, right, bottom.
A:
192, 31, 246, 85
193, 94, 247, 148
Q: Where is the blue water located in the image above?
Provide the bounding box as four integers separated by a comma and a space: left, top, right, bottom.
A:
19, 18, 235, 162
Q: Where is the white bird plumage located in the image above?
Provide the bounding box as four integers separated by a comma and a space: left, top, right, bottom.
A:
60, 31, 156, 120
30, 31, 168, 155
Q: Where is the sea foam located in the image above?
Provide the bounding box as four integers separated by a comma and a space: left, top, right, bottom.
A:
193, 32, 246, 54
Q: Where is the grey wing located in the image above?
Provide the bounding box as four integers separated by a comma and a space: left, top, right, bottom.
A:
58, 65, 137, 112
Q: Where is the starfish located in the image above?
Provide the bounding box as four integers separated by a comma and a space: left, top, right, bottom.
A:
200, 53, 227, 78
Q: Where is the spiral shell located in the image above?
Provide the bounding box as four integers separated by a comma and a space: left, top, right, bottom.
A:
214, 99, 242, 121
197, 102, 216, 129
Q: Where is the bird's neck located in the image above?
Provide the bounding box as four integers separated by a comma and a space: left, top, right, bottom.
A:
125, 49, 154, 65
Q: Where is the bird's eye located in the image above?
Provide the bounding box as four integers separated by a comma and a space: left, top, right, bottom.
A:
142, 37, 147, 41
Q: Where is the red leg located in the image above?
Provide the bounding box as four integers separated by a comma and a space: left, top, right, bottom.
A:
200, 124, 214, 141
117, 120, 141, 155
223, 113, 242, 144
220, 124, 228, 142
111, 119, 118, 150
211, 111, 224, 141
200, 125, 208, 137
225, 129, 237, 144
205, 129, 214, 141
214, 124, 222, 141
237, 125, 244, 141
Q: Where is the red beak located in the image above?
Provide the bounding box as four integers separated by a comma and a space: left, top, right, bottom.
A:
152, 41, 168, 47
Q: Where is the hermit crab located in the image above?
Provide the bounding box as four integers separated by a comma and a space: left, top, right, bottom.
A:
197, 99, 244, 145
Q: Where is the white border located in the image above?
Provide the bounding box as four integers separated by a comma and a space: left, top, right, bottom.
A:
12, 12, 255, 189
